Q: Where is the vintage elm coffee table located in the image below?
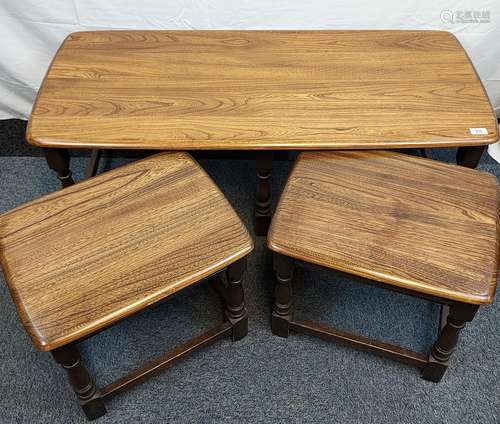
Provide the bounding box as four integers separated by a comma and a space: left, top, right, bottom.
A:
27, 30, 498, 235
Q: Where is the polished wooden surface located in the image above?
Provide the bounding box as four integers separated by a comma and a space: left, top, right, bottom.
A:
28, 30, 498, 150
268, 151, 499, 304
0, 152, 253, 351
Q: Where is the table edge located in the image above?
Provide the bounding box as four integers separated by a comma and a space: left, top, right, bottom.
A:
25, 134, 499, 150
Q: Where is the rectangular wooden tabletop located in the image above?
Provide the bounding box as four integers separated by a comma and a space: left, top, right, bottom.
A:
27, 30, 498, 150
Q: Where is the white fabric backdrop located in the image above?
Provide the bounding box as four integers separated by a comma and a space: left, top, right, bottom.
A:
1, 1, 499, 156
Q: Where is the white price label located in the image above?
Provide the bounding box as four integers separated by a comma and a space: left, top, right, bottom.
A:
469, 128, 488, 135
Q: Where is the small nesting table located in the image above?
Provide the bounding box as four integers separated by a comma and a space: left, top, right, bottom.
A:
27, 30, 498, 235
0, 152, 253, 419
268, 150, 499, 381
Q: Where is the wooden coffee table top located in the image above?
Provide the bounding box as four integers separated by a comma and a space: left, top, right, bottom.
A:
268, 151, 499, 305
27, 30, 498, 150
0, 152, 253, 351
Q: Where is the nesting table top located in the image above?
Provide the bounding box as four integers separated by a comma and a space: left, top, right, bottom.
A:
0, 152, 253, 351
27, 30, 498, 150
268, 150, 499, 305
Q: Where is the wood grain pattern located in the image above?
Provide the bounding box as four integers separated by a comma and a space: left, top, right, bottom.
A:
268, 151, 499, 304
0, 152, 253, 351
27, 30, 498, 150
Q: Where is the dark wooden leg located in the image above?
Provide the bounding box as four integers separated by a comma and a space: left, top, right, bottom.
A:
85, 149, 102, 179
456, 146, 485, 168
421, 302, 479, 382
51, 345, 106, 420
43, 148, 75, 188
271, 253, 294, 337
254, 152, 273, 236
225, 257, 248, 342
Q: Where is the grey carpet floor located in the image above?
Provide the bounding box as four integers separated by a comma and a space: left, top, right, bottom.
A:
0, 149, 499, 423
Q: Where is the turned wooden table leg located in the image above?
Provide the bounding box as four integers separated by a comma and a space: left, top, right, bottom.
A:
421, 303, 479, 382
225, 257, 248, 341
51, 344, 106, 420
456, 146, 485, 168
43, 148, 75, 188
254, 152, 273, 236
271, 253, 294, 337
